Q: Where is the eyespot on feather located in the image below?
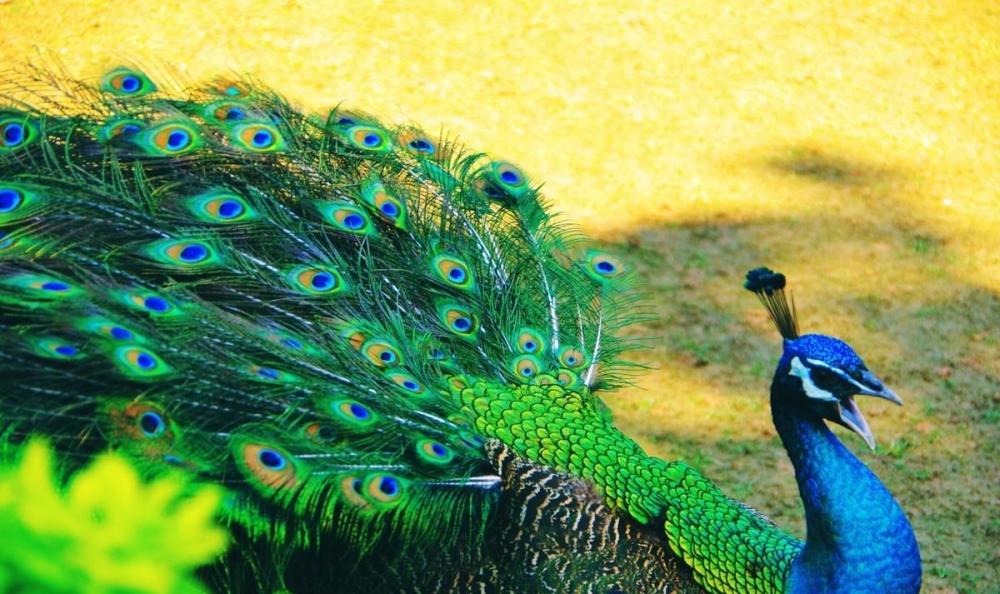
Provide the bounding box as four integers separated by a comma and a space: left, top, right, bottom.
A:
99, 400, 180, 463
230, 122, 287, 153
339, 323, 370, 351
359, 176, 407, 229
459, 430, 486, 449
316, 202, 377, 236
201, 100, 261, 124
187, 190, 257, 224
361, 338, 403, 368
343, 125, 393, 153
208, 79, 251, 98
426, 343, 447, 361
111, 345, 172, 380
485, 161, 529, 198
532, 373, 559, 386
338, 474, 370, 508
286, 265, 348, 296
0, 229, 37, 255
557, 346, 588, 370
362, 473, 406, 509
326, 108, 379, 130
436, 303, 479, 340
258, 328, 322, 357
0, 273, 85, 300
325, 398, 379, 432
0, 183, 46, 223
510, 354, 542, 382
117, 289, 185, 318
430, 254, 476, 292
556, 368, 582, 389
0, 112, 40, 153
29, 336, 85, 360
583, 250, 626, 283
100, 67, 156, 97
133, 120, 204, 156
143, 238, 221, 268
425, 342, 460, 372
301, 422, 336, 444
473, 175, 507, 203
74, 316, 139, 344
233, 440, 304, 493
513, 327, 546, 355
384, 369, 431, 397
97, 117, 145, 143
414, 438, 454, 467
103, 401, 175, 442
396, 128, 439, 158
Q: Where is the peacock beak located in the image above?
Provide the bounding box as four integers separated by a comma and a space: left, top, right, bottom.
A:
834, 372, 902, 451
854, 370, 904, 406
833, 396, 876, 450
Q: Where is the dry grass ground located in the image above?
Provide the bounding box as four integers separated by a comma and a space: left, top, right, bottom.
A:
1, 1, 997, 591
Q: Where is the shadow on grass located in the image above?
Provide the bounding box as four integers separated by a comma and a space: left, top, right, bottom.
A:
597, 146, 999, 593
765, 145, 895, 188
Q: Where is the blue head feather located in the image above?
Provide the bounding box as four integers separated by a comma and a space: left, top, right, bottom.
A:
781, 334, 865, 375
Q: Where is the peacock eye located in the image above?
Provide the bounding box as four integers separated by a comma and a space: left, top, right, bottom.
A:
809, 366, 849, 395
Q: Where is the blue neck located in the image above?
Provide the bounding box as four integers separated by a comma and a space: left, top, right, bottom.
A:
772, 375, 921, 593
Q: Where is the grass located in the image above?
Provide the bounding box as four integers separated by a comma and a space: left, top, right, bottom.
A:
604, 216, 999, 592
1, 0, 998, 591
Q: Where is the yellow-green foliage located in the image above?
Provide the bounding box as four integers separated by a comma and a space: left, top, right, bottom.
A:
0, 440, 228, 594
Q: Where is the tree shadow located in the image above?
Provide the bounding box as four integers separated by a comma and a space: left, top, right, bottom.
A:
593, 144, 999, 591
764, 145, 893, 188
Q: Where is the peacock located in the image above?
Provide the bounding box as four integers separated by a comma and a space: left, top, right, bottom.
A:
0, 64, 922, 594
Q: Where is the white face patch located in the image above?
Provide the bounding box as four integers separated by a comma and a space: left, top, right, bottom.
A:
807, 357, 876, 395
788, 356, 839, 402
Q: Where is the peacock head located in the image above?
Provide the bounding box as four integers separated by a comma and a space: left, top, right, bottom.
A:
777, 333, 901, 449
744, 268, 903, 449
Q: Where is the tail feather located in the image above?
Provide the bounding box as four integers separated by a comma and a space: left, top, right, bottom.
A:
0, 62, 643, 559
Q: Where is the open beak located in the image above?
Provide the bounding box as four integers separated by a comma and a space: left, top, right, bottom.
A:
832, 372, 902, 451
833, 397, 876, 450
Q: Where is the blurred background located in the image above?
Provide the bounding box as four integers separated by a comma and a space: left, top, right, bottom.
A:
1, 1, 996, 591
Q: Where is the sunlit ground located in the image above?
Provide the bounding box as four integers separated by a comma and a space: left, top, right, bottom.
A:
2, 1, 997, 591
